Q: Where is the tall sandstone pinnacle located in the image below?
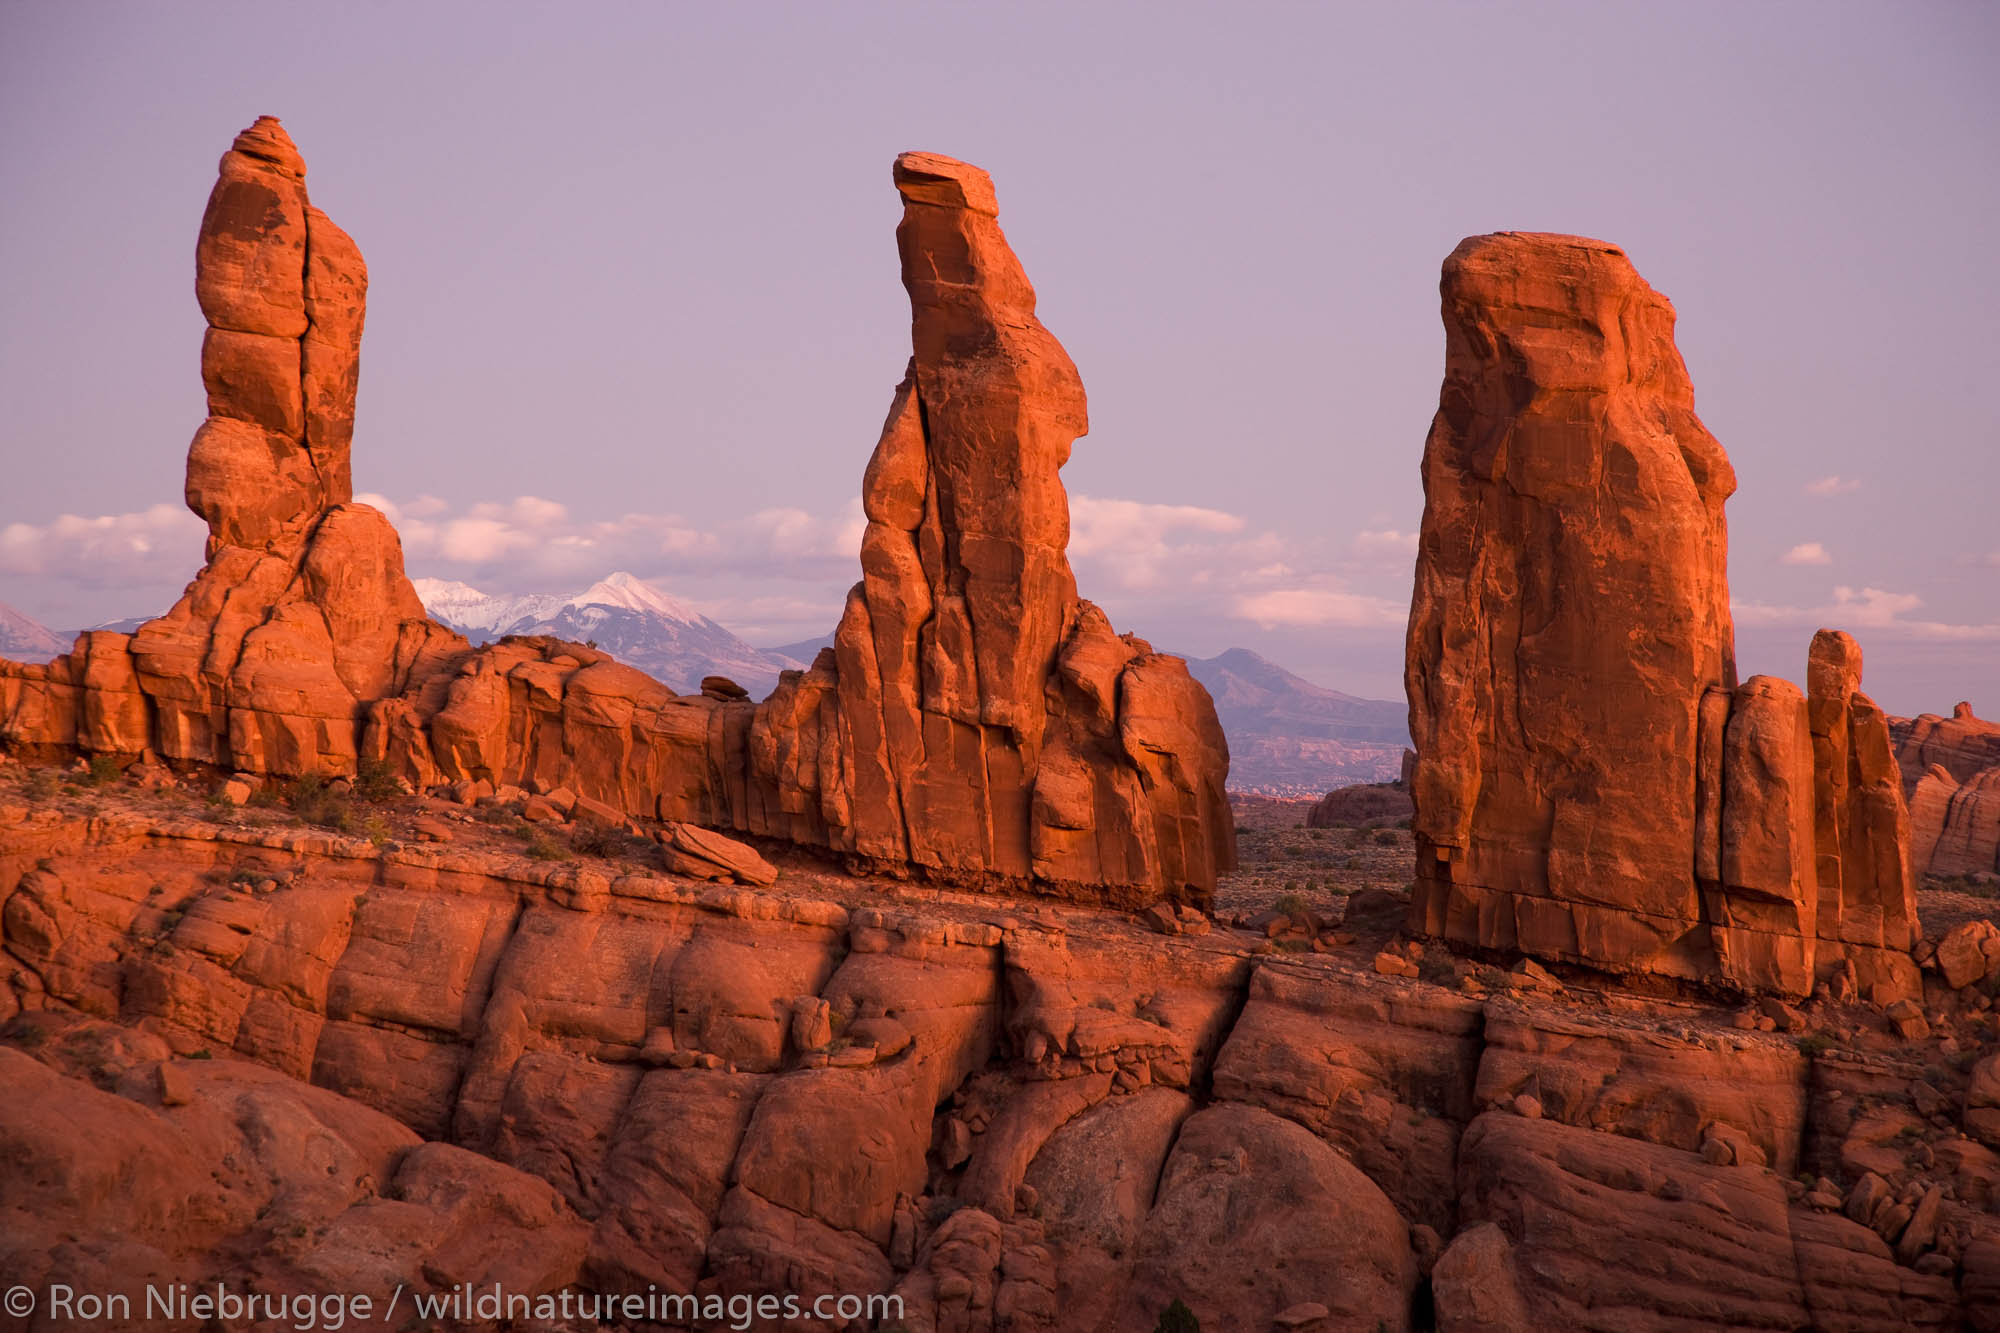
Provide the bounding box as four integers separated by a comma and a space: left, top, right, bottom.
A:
357, 150, 1236, 901
2, 128, 1232, 906
1406, 233, 1917, 998
817, 152, 1234, 893
0, 117, 457, 774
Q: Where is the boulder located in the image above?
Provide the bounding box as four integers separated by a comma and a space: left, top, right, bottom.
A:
1116, 1104, 1418, 1332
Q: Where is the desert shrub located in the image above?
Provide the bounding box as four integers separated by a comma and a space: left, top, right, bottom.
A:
1345, 827, 1366, 847
524, 834, 565, 862
352, 757, 401, 803
1373, 828, 1401, 846
1274, 892, 1309, 921
1796, 1034, 1833, 1058
1155, 1301, 1201, 1333
84, 753, 123, 786
287, 774, 357, 833
25, 768, 59, 799
571, 825, 632, 859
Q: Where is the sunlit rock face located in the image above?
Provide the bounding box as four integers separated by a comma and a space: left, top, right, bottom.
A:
1406, 233, 1915, 998
0, 128, 1233, 907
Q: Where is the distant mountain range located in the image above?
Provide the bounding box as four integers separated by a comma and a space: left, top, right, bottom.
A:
414, 572, 808, 698
0, 602, 66, 661
1180, 648, 1409, 797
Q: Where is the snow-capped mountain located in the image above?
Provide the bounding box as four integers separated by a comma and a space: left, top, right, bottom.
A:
0, 602, 66, 661
413, 572, 807, 699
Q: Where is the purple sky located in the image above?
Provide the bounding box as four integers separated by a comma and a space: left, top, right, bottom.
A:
2, 1, 1995, 714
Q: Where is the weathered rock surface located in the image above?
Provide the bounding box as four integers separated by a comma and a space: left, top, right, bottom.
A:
1893, 702, 2000, 791
0, 1037, 587, 1323
0, 128, 1231, 906
1115, 1104, 1418, 1332
368, 152, 1233, 903
0, 117, 460, 779
1406, 233, 1917, 997
3, 793, 1995, 1329
1896, 704, 2000, 878
1805, 631, 1920, 963
1406, 232, 1735, 974
1305, 778, 1414, 828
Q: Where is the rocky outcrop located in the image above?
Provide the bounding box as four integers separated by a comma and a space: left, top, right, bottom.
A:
0, 1039, 587, 1321
0, 127, 1231, 905
1804, 631, 1920, 976
1305, 777, 1413, 828
1911, 766, 2000, 878
1894, 703, 2000, 879
358, 152, 1234, 904
1406, 233, 1917, 998
1893, 702, 2000, 791
5, 792, 1993, 1330
0, 116, 459, 777
1406, 232, 1736, 975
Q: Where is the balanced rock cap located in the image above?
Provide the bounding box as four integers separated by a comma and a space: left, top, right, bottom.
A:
230, 115, 306, 177
893, 151, 998, 217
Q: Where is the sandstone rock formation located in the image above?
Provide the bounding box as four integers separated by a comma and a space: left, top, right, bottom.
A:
1895, 703, 2000, 879
357, 151, 1233, 903
5, 789, 1994, 1330
1305, 778, 1413, 829
1804, 630, 1921, 973
0, 127, 1231, 905
1407, 233, 1916, 998
1893, 701, 2000, 790
0, 116, 460, 777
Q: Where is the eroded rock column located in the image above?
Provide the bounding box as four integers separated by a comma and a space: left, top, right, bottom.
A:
1406, 232, 1737, 971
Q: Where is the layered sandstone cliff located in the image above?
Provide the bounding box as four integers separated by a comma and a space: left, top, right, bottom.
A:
1406, 234, 1917, 999
2, 783, 1994, 1332
0, 125, 1231, 905
1895, 703, 2000, 880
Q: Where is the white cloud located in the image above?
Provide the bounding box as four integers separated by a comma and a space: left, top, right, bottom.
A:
1233, 583, 1407, 630
1733, 585, 2000, 641
1805, 475, 1861, 498
1351, 529, 1420, 561
1, 489, 1431, 649
1066, 495, 1246, 590
1780, 542, 1831, 566
0, 504, 206, 585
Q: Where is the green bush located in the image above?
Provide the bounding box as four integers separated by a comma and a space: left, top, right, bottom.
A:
352, 757, 402, 803
84, 753, 123, 786
1155, 1300, 1201, 1333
